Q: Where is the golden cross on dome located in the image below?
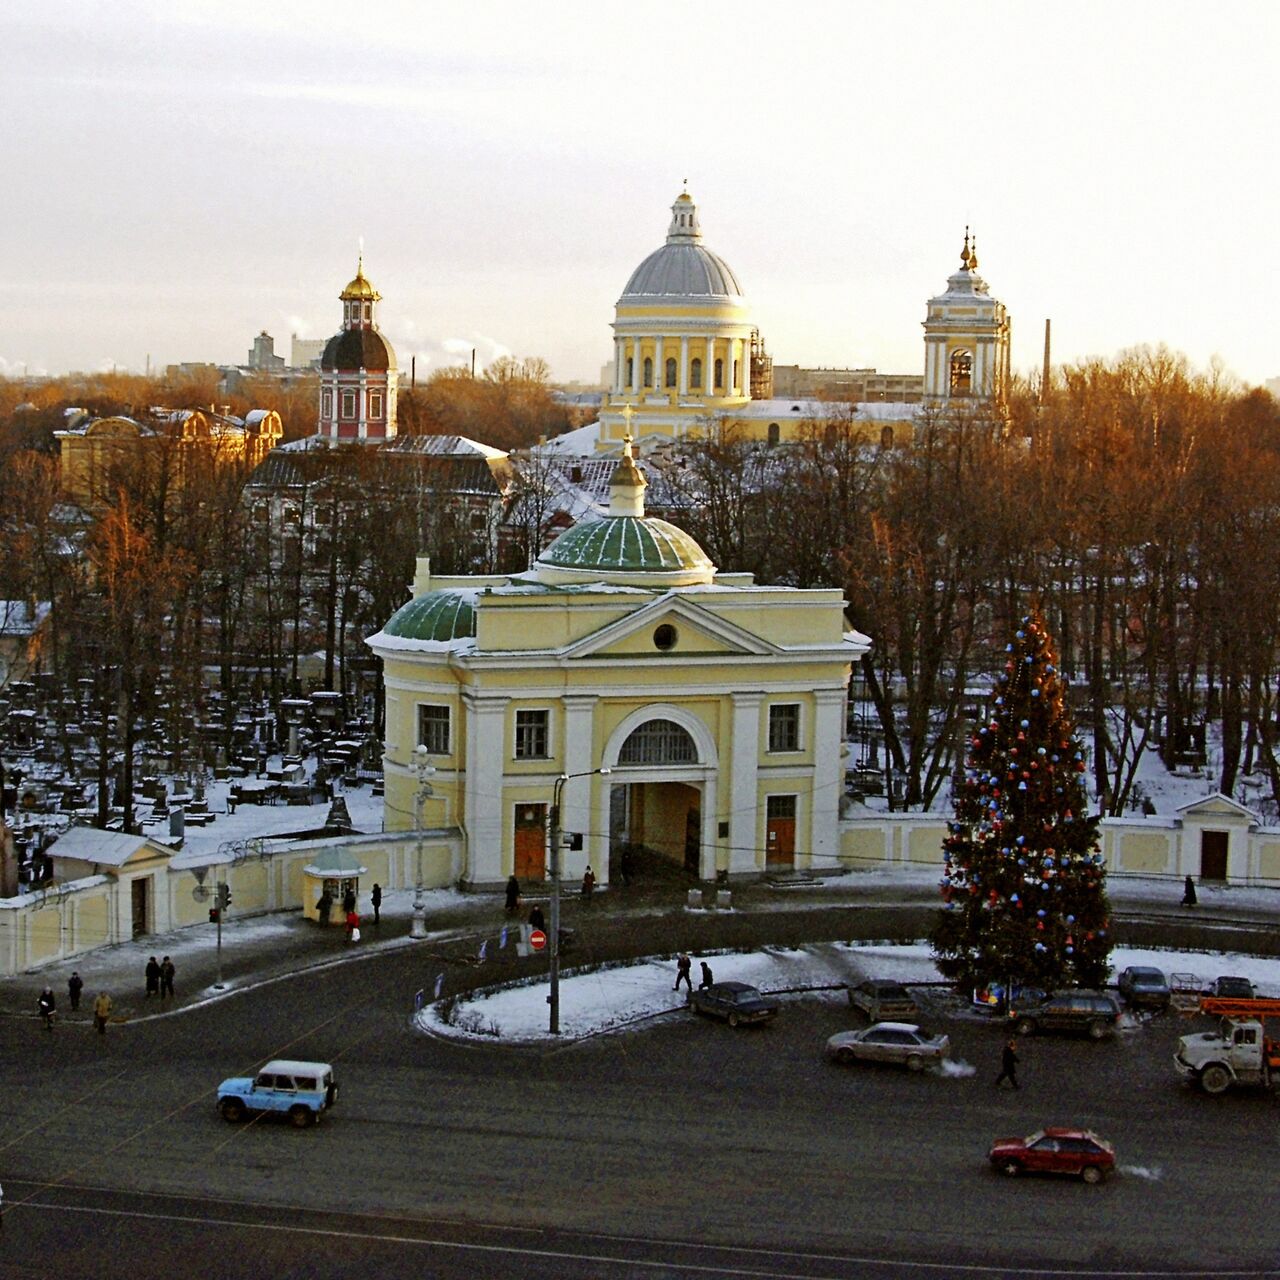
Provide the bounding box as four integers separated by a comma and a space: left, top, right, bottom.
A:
620, 403, 635, 435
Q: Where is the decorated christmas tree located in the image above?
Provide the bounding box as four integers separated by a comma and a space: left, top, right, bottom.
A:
931, 609, 1112, 994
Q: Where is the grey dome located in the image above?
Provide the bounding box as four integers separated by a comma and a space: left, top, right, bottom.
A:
619, 190, 744, 303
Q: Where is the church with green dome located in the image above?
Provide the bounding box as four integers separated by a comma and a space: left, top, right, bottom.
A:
367, 439, 869, 890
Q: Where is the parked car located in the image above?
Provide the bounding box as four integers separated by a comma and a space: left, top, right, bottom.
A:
1116, 965, 1172, 1011
826, 1022, 950, 1072
1013, 991, 1121, 1040
989, 1128, 1115, 1183
218, 1059, 338, 1127
848, 978, 918, 1021
1203, 975, 1256, 999
689, 981, 779, 1027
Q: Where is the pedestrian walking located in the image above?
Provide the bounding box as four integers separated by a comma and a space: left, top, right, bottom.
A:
317, 890, 333, 926
528, 903, 545, 931
346, 909, 360, 942
699, 961, 714, 990
144, 956, 161, 998
371, 883, 382, 925
1181, 875, 1198, 907
160, 956, 175, 1000
674, 953, 692, 993
505, 875, 521, 916
38, 987, 56, 1031
581, 865, 596, 900
995, 1038, 1020, 1089
93, 991, 113, 1035
619, 845, 634, 887
68, 970, 84, 1011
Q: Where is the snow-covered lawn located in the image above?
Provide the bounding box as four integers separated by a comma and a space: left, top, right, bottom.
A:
417, 942, 1280, 1045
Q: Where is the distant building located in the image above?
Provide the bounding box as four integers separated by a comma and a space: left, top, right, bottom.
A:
771, 366, 923, 403
291, 336, 327, 369
0, 600, 51, 689
1265, 376, 1280, 401
248, 331, 286, 372
317, 259, 397, 444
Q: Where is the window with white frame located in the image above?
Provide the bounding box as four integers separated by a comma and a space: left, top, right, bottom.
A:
417, 704, 450, 755
514, 709, 549, 759
341, 390, 356, 419
369, 391, 383, 419
768, 703, 801, 752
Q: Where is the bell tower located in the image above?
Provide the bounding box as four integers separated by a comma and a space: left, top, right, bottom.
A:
922, 230, 1011, 407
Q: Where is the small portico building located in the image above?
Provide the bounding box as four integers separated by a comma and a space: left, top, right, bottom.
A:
368, 440, 870, 890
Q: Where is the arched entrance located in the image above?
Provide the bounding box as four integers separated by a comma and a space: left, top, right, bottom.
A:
604, 710, 718, 880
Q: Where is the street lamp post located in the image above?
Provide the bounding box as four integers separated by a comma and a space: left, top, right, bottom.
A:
548, 766, 610, 1035
411, 745, 435, 940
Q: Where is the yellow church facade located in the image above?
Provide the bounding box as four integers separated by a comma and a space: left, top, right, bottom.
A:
368, 441, 869, 889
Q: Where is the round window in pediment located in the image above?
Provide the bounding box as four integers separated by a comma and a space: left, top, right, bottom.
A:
654, 624, 678, 651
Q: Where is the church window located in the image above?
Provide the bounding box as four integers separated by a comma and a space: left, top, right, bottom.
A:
949, 349, 973, 397
515, 709, 550, 759
653, 623, 678, 651
369, 392, 383, 418
732, 359, 739, 389
341, 391, 356, 419
626, 358, 634, 386
767, 423, 780, 447
643, 357, 653, 388
768, 703, 801, 753
322, 390, 333, 417
880, 425, 895, 449
362, 303, 371, 323
714, 358, 723, 388
665, 357, 677, 388
417, 705, 450, 755
618, 718, 697, 765
690, 358, 702, 390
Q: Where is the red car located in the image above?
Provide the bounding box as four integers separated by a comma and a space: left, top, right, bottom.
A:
988, 1128, 1115, 1184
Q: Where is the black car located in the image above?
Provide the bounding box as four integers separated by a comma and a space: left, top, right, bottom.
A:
1014, 991, 1120, 1040
1116, 966, 1171, 1011
689, 981, 779, 1027
1203, 975, 1256, 999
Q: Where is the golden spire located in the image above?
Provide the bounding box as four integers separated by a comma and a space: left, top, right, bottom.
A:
968, 232, 979, 271
961, 225, 971, 269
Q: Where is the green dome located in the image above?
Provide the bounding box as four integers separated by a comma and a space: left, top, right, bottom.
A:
538, 515, 713, 577
381, 589, 477, 642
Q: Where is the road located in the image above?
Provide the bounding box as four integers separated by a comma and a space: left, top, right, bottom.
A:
1, 918, 1277, 1279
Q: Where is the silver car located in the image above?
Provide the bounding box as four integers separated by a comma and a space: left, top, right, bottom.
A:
826, 1022, 950, 1072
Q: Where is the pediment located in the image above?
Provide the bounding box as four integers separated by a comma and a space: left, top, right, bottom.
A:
561, 593, 776, 661
1176, 792, 1256, 823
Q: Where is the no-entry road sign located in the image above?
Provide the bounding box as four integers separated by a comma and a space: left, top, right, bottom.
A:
529, 928, 547, 951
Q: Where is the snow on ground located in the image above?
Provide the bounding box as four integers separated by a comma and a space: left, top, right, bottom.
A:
419, 942, 1280, 1045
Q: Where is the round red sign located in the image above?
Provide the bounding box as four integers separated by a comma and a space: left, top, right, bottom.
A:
529, 928, 547, 951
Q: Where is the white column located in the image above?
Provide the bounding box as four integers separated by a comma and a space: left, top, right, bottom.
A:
463, 695, 509, 887
810, 687, 847, 871
679, 336, 690, 395
654, 336, 665, 393
706, 336, 716, 396
729, 692, 762, 874
561, 695, 598, 881
614, 339, 624, 394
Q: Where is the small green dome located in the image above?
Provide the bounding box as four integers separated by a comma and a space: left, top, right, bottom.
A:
381, 590, 476, 642
539, 515, 713, 577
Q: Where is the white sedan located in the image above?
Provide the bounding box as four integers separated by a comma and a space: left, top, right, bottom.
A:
826, 1022, 950, 1072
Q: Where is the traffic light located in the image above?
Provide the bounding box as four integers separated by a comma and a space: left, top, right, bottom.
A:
209, 907, 220, 923
218, 883, 231, 909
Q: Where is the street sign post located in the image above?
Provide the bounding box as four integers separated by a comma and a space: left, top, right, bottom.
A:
529, 928, 547, 952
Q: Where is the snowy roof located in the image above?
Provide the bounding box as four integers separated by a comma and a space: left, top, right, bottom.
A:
45, 827, 174, 868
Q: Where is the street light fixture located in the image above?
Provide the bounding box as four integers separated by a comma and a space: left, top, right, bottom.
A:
411, 745, 435, 940
548, 765, 611, 1034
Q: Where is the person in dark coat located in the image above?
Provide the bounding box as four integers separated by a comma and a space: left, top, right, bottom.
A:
505, 875, 521, 916
371, 883, 382, 925
995, 1038, 1020, 1089
674, 953, 692, 993
699, 961, 714, 990
38, 987, 56, 1031
342, 887, 357, 916
581, 866, 596, 900
317, 890, 333, 926
159, 956, 175, 1000
144, 956, 161, 998
527, 903, 545, 931
68, 971, 83, 1011
1181, 875, 1198, 907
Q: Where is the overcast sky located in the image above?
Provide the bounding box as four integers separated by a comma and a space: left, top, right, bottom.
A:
3, 1, 1276, 387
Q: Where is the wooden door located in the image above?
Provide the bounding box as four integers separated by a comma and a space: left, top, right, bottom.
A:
684, 806, 701, 874
130, 878, 148, 938
514, 805, 546, 879
1200, 830, 1228, 881
766, 795, 796, 871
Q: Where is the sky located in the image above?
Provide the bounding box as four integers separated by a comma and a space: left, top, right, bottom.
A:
2, 0, 1277, 387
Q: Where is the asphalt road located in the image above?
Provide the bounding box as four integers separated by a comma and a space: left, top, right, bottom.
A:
2, 921, 1278, 1279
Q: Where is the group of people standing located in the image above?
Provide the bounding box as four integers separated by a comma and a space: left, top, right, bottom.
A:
38, 973, 115, 1035
144, 956, 177, 1000
316, 884, 381, 939
673, 954, 714, 993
